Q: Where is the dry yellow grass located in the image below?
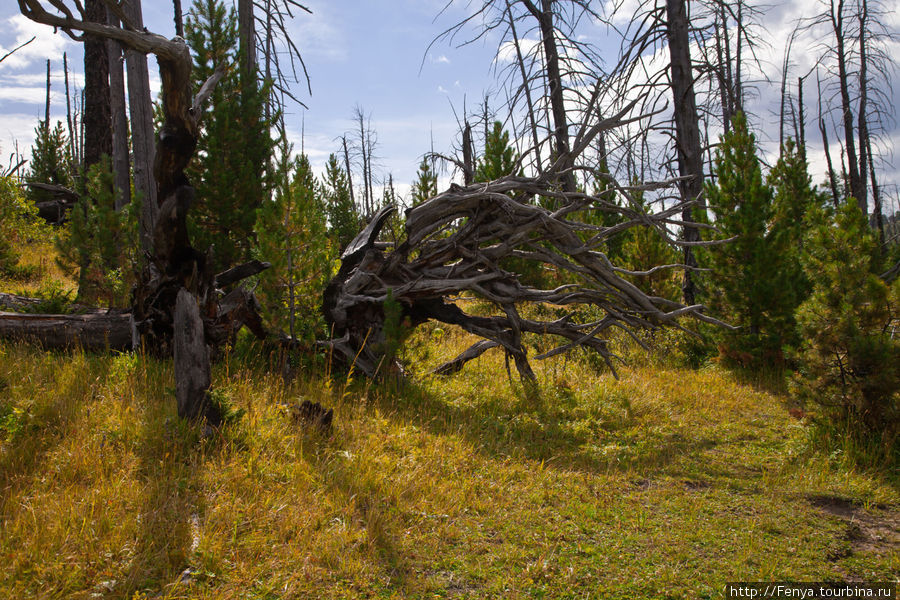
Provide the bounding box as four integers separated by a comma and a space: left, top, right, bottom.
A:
1, 242, 896, 598
0, 324, 896, 599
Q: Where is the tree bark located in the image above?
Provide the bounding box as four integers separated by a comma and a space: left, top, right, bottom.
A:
522, 0, 576, 193
173, 288, 217, 423
0, 312, 132, 352
122, 0, 159, 253
83, 0, 112, 173
830, 0, 865, 213
107, 10, 131, 210
665, 0, 703, 305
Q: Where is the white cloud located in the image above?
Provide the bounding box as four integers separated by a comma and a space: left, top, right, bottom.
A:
431, 54, 451, 65
284, 0, 347, 63
0, 14, 74, 71
495, 37, 540, 64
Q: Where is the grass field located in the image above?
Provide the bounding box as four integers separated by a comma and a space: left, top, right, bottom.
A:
0, 245, 897, 599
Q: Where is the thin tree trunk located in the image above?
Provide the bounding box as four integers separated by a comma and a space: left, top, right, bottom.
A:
817, 71, 840, 207
173, 0, 184, 38
866, 133, 884, 250
831, 0, 864, 213
462, 122, 474, 185
63, 53, 75, 164
44, 59, 50, 132
238, 0, 257, 80
107, 10, 130, 210
714, 5, 731, 132
83, 0, 112, 173
721, 2, 734, 128
342, 135, 356, 211
735, 0, 743, 111
123, 0, 158, 253
798, 75, 806, 161
666, 0, 704, 305
856, 0, 869, 216
507, 1, 542, 158
522, 0, 576, 192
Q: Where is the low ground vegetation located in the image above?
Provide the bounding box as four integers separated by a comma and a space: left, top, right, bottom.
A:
0, 243, 897, 599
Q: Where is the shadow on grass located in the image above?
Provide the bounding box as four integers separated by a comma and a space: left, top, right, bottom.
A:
117, 364, 238, 598
299, 427, 417, 596
360, 373, 722, 480
0, 345, 106, 508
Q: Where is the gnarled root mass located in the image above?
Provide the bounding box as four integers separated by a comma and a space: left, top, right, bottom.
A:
322, 177, 725, 381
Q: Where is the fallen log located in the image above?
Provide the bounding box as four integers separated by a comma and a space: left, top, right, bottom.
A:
0, 311, 133, 351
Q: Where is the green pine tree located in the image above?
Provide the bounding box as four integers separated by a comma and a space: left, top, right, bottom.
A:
766, 138, 825, 349
55, 157, 141, 306
27, 120, 74, 200
321, 153, 359, 251
794, 201, 899, 465
256, 143, 333, 342
410, 158, 438, 207
619, 186, 680, 301
475, 121, 519, 181
700, 112, 783, 365
186, 0, 273, 271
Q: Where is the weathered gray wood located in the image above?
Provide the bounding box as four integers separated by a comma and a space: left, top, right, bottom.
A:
666, 0, 704, 306
433, 340, 499, 375
122, 0, 158, 253
214, 260, 271, 289
0, 311, 132, 351
107, 8, 131, 211
322, 170, 728, 381
173, 288, 216, 423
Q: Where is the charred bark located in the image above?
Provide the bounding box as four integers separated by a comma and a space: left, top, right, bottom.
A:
15, 0, 272, 424
0, 311, 132, 352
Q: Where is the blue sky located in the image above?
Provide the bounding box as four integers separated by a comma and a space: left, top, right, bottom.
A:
1, 0, 899, 212
0, 0, 500, 197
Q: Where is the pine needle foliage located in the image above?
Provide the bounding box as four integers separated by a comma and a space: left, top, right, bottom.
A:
794, 201, 899, 467
700, 113, 786, 366
185, 0, 274, 272
26, 120, 74, 201
321, 153, 359, 252
0, 175, 47, 277
54, 158, 140, 307
256, 142, 333, 343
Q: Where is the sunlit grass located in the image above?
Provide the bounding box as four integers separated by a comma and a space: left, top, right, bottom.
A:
0, 244, 896, 598
0, 325, 896, 599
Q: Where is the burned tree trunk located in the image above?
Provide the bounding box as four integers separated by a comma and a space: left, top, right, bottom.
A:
15, 0, 270, 424
0, 312, 132, 352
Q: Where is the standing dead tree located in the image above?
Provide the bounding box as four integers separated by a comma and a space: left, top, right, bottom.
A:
14, 0, 270, 424
322, 103, 726, 381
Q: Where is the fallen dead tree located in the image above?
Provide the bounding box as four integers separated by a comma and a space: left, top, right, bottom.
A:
322, 106, 727, 381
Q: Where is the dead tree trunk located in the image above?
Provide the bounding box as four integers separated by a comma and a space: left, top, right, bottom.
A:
665, 0, 704, 306
0, 312, 132, 352
107, 9, 131, 210
16, 0, 271, 424
123, 0, 159, 253
83, 0, 112, 173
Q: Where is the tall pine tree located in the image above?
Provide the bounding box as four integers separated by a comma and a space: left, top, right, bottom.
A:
475, 121, 519, 181
701, 112, 783, 365
321, 153, 359, 252
256, 144, 332, 342
185, 0, 272, 271
410, 158, 438, 207
766, 138, 824, 349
